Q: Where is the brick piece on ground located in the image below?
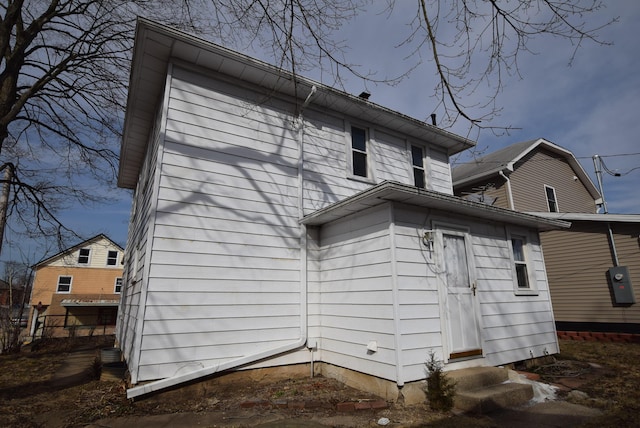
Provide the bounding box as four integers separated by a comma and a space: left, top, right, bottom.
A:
337, 402, 356, 412
304, 400, 323, 409
354, 401, 372, 410
287, 401, 305, 410
273, 399, 288, 408
240, 399, 270, 408
369, 400, 388, 409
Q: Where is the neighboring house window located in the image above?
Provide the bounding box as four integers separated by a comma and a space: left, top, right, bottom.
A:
411, 145, 426, 188
107, 250, 119, 266
351, 126, 368, 178
508, 231, 538, 295
57, 276, 72, 293
98, 307, 117, 325
78, 248, 90, 264
114, 277, 122, 294
545, 185, 558, 212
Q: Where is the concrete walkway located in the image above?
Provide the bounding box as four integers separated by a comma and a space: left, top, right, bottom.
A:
50, 347, 97, 388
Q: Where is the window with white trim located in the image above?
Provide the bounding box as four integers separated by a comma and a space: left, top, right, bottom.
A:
57, 276, 72, 293
78, 248, 90, 265
114, 277, 122, 294
351, 126, 368, 178
545, 185, 558, 212
107, 250, 119, 266
508, 230, 538, 295
411, 145, 426, 188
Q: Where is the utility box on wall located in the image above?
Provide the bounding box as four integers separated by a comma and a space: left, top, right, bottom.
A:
608, 266, 635, 305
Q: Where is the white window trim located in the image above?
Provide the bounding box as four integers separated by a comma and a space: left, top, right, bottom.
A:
57, 275, 73, 294
106, 250, 119, 267
114, 277, 122, 294
345, 121, 376, 184
544, 185, 559, 213
408, 142, 427, 189
507, 228, 539, 296
77, 248, 91, 265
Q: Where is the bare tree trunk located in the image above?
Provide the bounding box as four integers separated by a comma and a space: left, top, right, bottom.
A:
0, 163, 14, 258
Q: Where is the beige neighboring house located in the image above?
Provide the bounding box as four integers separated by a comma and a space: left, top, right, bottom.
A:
28, 234, 124, 339
453, 138, 640, 336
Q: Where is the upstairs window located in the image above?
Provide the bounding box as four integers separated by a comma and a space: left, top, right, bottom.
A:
511, 236, 530, 289
57, 276, 72, 293
545, 185, 558, 212
411, 145, 426, 188
107, 250, 119, 266
114, 277, 122, 294
351, 126, 368, 178
78, 248, 90, 265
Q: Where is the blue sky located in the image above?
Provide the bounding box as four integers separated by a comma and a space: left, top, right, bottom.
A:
5, 2, 638, 264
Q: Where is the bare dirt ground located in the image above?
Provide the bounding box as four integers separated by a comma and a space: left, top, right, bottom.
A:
0, 336, 638, 427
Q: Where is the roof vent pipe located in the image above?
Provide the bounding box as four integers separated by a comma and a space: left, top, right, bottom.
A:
430, 114, 437, 126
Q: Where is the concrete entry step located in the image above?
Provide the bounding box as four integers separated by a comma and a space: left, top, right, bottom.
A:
455, 382, 534, 413
445, 367, 534, 413
447, 367, 509, 392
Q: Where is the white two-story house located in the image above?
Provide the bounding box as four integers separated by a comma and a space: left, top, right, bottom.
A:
116, 19, 568, 400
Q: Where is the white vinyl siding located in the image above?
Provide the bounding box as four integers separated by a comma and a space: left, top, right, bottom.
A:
117, 101, 165, 383
118, 54, 559, 389
429, 149, 453, 194
393, 208, 444, 382
315, 205, 398, 381
394, 207, 557, 378
131, 66, 303, 381
471, 223, 556, 366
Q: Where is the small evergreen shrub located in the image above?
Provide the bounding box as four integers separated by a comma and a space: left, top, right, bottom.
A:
424, 351, 456, 411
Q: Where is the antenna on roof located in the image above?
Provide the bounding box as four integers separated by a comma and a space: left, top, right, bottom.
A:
430, 114, 437, 126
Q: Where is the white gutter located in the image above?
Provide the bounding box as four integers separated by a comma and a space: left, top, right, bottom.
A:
499, 170, 515, 210
127, 88, 317, 400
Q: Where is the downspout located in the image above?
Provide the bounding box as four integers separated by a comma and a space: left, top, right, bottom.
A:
389, 203, 405, 387
127, 86, 317, 400
499, 170, 515, 210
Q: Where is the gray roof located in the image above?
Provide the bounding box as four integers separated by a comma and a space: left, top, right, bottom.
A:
451, 138, 600, 200
451, 140, 538, 183
118, 19, 476, 189
301, 181, 570, 231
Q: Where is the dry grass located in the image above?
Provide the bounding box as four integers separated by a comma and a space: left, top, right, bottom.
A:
554, 339, 640, 428
1, 337, 639, 427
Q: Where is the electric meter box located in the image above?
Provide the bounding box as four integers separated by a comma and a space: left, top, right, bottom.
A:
607, 266, 635, 305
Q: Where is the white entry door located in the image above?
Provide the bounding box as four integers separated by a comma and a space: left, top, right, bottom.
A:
441, 232, 482, 359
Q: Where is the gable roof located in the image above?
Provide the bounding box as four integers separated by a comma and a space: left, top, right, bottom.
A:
301, 181, 570, 231
452, 138, 601, 200
33, 234, 124, 269
118, 18, 476, 189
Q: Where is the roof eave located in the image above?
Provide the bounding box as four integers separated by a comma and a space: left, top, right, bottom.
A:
118, 18, 476, 189
302, 181, 570, 231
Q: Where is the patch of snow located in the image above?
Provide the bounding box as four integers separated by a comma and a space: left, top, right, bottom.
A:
508, 370, 558, 403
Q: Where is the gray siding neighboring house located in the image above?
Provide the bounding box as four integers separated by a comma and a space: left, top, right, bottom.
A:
453, 139, 640, 335
116, 19, 568, 400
